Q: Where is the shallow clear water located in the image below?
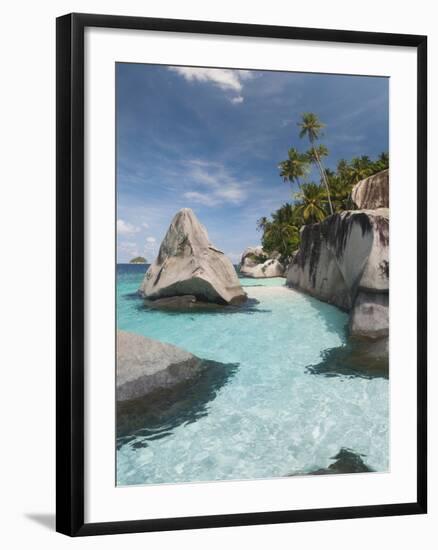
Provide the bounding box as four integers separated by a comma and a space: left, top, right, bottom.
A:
116, 264, 388, 485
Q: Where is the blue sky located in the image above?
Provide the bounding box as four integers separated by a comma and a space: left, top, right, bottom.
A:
116, 63, 388, 263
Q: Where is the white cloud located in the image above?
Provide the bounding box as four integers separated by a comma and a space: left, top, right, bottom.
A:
169, 67, 253, 103
181, 160, 248, 207
146, 236, 156, 243
141, 222, 149, 229
183, 191, 218, 207
117, 219, 140, 235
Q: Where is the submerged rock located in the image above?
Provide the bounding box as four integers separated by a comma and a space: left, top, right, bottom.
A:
352, 169, 389, 210
287, 208, 389, 339
144, 295, 226, 312
139, 208, 247, 305
117, 330, 208, 401
310, 448, 373, 475
289, 448, 373, 477
240, 246, 285, 278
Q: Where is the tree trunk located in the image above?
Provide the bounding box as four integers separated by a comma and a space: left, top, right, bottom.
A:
313, 147, 334, 215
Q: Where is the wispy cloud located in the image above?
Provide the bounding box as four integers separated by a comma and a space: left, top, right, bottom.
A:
182, 160, 248, 206
117, 219, 140, 235
169, 67, 253, 103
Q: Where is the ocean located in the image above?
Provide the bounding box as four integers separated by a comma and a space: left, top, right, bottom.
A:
116, 263, 388, 485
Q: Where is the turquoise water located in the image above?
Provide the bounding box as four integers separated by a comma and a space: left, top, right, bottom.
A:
117, 264, 388, 485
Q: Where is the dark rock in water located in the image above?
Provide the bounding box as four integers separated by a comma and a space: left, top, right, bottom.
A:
289, 448, 373, 477
307, 337, 388, 379
311, 448, 373, 475
144, 294, 227, 312
117, 356, 238, 439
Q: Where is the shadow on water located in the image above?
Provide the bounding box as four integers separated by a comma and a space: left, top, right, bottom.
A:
122, 294, 272, 316
117, 360, 239, 448
307, 337, 389, 379
300, 293, 350, 337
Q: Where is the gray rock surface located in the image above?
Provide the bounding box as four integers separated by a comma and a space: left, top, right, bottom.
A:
352, 169, 389, 210
139, 208, 246, 305
286, 208, 389, 339
240, 246, 285, 278
117, 331, 206, 401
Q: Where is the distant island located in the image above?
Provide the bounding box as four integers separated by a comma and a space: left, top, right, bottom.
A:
129, 256, 147, 264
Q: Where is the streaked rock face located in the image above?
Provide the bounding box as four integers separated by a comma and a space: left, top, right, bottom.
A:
287, 208, 389, 339
139, 208, 246, 305
352, 169, 389, 210
117, 331, 202, 401
240, 246, 285, 278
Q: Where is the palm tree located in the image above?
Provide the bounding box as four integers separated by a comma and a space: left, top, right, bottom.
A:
374, 152, 389, 172
348, 156, 374, 185
278, 148, 310, 191
298, 113, 334, 215
256, 216, 268, 232
265, 222, 299, 257
294, 182, 328, 224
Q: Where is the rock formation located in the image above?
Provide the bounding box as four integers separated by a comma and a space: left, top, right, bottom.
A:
286, 170, 389, 340
116, 330, 236, 402
352, 169, 389, 210
240, 246, 285, 278
116, 331, 238, 437
139, 208, 246, 305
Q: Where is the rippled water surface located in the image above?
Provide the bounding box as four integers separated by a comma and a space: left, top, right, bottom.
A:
116, 264, 388, 485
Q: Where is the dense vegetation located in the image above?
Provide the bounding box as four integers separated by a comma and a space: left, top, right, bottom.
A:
259, 113, 388, 262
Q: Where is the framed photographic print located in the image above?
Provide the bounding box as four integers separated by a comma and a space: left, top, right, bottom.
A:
56, 13, 427, 536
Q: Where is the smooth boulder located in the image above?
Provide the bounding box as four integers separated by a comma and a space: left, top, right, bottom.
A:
352, 169, 389, 210
286, 208, 389, 339
117, 331, 207, 401
139, 208, 246, 305
240, 246, 285, 278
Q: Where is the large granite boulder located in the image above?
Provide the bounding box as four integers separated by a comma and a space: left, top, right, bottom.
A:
286, 209, 389, 339
117, 330, 232, 401
139, 208, 246, 305
240, 246, 285, 278
352, 169, 389, 210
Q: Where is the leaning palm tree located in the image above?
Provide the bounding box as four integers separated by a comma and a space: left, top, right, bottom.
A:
298, 113, 334, 215
294, 182, 328, 224
278, 148, 310, 191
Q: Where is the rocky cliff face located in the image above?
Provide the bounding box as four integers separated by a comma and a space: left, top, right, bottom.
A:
286, 171, 389, 340
352, 169, 389, 210
240, 246, 285, 278
139, 208, 247, 305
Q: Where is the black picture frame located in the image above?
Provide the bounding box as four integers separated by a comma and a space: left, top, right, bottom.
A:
56, 12, 427, 537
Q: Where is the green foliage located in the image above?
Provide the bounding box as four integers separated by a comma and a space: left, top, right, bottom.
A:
129, 256, 147, 264
246, 252, 268, 264
265, 111, 389, 263
278, 148, 309, 190
262, 145, 389, 263
298, 112, 325, 143
294, 182, 328, 223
